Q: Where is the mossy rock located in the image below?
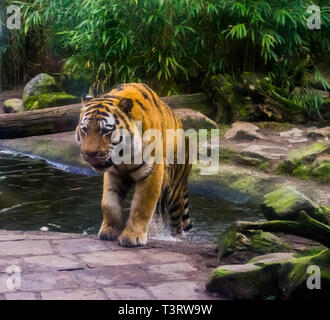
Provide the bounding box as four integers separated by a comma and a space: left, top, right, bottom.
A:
287, 142, 330, 164
261, 186, 319, 220
311, 162, 330, 183
24, 92, 80, 111
217, 224, 291, 261
3, 99, 23, 113
23, 73, 58, 103
206, 249, 330, 299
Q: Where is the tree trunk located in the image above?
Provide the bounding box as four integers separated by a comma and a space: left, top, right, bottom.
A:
0, 93, 210, 139
236, 211, 330, 248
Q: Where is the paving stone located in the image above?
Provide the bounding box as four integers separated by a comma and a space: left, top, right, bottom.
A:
144, 263, 197, 281
5, 292, 36, 300
138, 249, 191, 264
23, 254, 84, 271
146, 281, 211, 300
0, 257, 23, 273
51, 238, 110, 255
0, 234, 26, 241
0, 240, 53, 256
41, 288, 106, 300
74, 266, 152, 287
104, 285, 154, 300
0, 274, 11, 293
20, 272, 80, 292
77, 250, 143, 267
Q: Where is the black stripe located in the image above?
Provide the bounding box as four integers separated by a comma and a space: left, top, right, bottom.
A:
182, 213, 190, 221
135, 99, 148, 111
169, 203, 181, 215
141, 83, 160, 108
184, 202, 189, 210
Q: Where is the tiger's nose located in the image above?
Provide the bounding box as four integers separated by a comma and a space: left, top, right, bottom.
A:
83, 151, 99, 159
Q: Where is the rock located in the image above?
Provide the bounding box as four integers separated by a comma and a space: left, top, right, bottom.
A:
217, 224, 291, 261
24, 92, 80, 111
261, 186, 319, 220
288, 138, 308, 144
23, 73, 58, 104
279, 128, 304, 138
3, 99, 23, 113
207, 249, 330, 299
224, 121, 264, 140
307, 127, 330, 140
206, 261, 280, 299
279, 142, 330, 182
241, 144, 288, 161
287, 141, 330, 164
279, 128, 308, 143
249, 252, 295, 265
173, 108, 218, 130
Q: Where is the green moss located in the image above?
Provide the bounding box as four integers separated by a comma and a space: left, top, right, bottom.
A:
229, 176, 259, 193
258, 161, 270, 172
315, 206, 330, 225
311, 162, 330, 182
291, 163, 311, 180
294, 246, 326, 258
219, 147, 235, 162
255, 122, 293, 132
263, 187, 302, 215
24, 92, 80, 110
287, 142, 330, 163
249, 231, 291, 254
210, 268, 232, 279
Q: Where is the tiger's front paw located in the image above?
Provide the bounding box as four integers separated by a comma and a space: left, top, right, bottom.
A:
118, 230, 147, 247
97, 225, 122, 241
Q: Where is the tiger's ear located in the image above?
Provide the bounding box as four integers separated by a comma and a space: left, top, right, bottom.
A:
81, 93, 94, 107
118, 98, 134, 114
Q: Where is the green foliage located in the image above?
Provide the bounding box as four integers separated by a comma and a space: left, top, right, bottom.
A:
1, 0, 329, 113
24, 92, 80, 110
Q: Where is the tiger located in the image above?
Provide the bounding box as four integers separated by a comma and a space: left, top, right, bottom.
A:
75, 83, 192, 247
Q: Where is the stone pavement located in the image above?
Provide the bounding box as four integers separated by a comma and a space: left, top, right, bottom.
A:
0, 230, 218, 300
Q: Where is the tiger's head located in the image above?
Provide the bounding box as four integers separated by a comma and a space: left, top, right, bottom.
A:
75, 94, 137, 172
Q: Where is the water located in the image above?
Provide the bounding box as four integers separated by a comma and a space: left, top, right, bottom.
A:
0, 149, 262, 243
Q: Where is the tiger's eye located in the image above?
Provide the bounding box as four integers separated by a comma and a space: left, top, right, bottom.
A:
101, 128, 111, 135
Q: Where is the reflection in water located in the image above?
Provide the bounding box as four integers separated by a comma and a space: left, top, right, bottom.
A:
0, 149, 262, 243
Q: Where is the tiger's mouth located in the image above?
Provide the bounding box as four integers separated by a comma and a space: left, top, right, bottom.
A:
90, 159, 113, 172
82, 154, 113, 172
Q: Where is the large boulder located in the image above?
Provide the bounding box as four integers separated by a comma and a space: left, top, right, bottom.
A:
3, 99, 23, 113
173, 108, 218, 130
206, 249, 330, 299
307, 127, 330, 141
23, 73, 58, 103
217, 223, 291, 262
224, 121, 264, 140
261, 186, 319, 220
287, 142, 330, 164
279, 142, 330, 181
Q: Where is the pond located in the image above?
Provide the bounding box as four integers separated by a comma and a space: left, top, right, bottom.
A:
0, 149, 262, 243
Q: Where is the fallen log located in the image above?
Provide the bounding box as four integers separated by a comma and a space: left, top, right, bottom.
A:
0, 93, 211, 139
236, 211, 330, 248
